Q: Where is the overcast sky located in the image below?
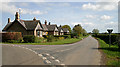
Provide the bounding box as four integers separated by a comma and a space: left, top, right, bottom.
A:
0, 0, 119, 33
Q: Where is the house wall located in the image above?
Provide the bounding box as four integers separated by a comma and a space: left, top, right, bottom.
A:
34, 23, 43, 37
6, 22, 27, 36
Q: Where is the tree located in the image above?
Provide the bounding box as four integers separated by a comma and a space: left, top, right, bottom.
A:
73, 24, 83, 36
92, 29, 99, 34
82, 29, 87, 36
62, 25, 71, 33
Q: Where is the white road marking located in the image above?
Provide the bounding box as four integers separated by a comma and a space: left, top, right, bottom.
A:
50, 56, 55, 60
46, 53, 50, 56
45, 60, 51, 64
42, 57, 47, 60
60, 64, 65, 66
55, 59, 60, 63
38, 54, 43, 57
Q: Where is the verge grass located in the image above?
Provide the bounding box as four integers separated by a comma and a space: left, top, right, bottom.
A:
97, 38, 120, 66
3, 36, 88, 45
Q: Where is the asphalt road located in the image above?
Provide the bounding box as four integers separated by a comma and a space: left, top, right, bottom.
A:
2, 36, 101, 65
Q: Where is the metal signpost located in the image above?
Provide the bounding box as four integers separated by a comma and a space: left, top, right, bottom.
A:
107, 28, 113, 47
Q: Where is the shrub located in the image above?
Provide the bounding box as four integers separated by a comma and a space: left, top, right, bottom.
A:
70, 33, 79, 38
43, 35, 48, 38
47, 35, 55, 42
93, 34, 118, 45
59, 37, 64, 40
23, 35, 35, 43
2, 32, 23, 42
54, 35, 71, 39
35, 37, 47, 43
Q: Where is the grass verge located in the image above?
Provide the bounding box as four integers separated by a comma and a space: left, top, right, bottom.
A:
3, 36, 88, 45
97, 38, 120, 66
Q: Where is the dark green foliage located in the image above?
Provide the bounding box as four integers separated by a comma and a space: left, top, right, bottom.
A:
54, 35, 71, 39
93, 34, 119, 45
62, 25, 71, 33
43, 35, 48, 38
70, 32, 79, 38
47, 35, 55, 42
23, 35, 35, 43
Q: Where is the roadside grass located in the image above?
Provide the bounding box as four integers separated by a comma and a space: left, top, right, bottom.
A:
3, 36, 88, 45
97, 38, 120, 66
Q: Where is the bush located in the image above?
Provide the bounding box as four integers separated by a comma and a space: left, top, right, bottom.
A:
54, 35, 71, 39
35, 37, 47, 43
23, 35, 35, 43
43, 35, 48, 38
93, 34, 118, 45
70, 33, 79, 38
47, 35, 55, 42
2, 32, 23, 42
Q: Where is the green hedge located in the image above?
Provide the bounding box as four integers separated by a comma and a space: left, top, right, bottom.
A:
54, 35, 71, 39
23, 35, 35, 43
93, 34, 118, 45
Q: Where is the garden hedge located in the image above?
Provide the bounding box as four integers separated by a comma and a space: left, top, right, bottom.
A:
93, 34, 119, 45
2, 32, 22, 42
23, 35, 35, 43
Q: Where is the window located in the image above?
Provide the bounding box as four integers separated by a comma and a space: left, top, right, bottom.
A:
37, 31, 40, 37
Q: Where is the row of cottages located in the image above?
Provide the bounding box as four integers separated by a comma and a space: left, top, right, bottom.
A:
2, 12, 70, 37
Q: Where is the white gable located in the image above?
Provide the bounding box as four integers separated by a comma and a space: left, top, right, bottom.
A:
35, 23, 42, 30
55, 27, 58, 31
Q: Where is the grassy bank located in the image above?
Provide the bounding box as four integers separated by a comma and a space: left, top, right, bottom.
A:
3, 36, 88, 45
97, 38, 120, 66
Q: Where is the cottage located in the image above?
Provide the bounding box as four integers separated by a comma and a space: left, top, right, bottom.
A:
45, 22, 59, 35
62, 28, 70, 35
58, 25, 64, 35
2, 12, 70, 37
2, 12, 43, 37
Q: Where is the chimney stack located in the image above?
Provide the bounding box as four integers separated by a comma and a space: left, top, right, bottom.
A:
49, 22, 51, 25
60, 25, 61, 27
33, 17, 36, 21
8, 18, 10, 23
45, 20, 47, 25
15, 12, 20, 21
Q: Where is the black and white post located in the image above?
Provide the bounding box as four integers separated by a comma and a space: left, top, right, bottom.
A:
107, 28, 113, 47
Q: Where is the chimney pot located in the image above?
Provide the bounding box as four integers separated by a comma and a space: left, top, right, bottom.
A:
15, 12, 19, 21
49, 22, 51, 25
8, 18, 10, 23
45, 20, 47, 25
33, 17, 36, 21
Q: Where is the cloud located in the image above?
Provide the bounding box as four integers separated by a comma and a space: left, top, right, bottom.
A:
1, 3, 47, 15
100, 15, 112, 20
86, 15, 97, 19
82, 3, 117, 11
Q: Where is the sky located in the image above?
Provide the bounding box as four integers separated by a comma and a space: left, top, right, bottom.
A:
0, 0, 119, 33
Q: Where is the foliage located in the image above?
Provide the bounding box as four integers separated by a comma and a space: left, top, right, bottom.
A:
97, 38, 120, 66
47, 35, 55, 42
35, 37, 47, 43
2, 32, 23, 42
70, 32, 79, 38
92, 29, 99, 34
93, 34, 118, 45
73, 24, 83, 35
62, 25, 71, 33
23, 35, 35, 43
54, 35, 71, 39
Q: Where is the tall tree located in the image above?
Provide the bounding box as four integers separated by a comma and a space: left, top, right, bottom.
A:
73, 24, 83, 35
92, 29, 99, 34
62, 25, 71, 33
